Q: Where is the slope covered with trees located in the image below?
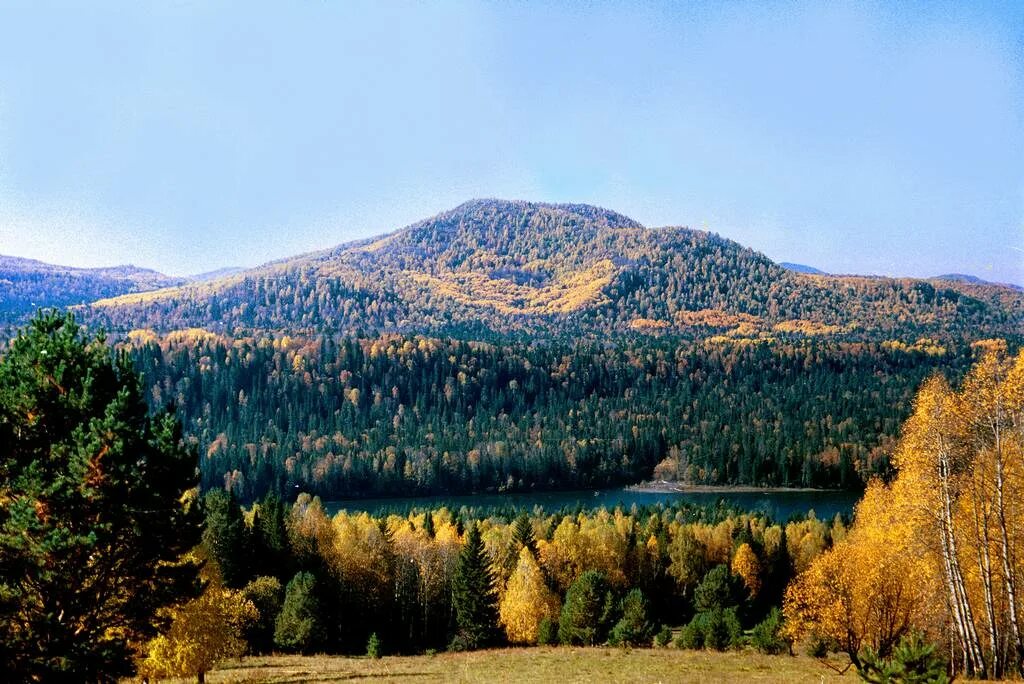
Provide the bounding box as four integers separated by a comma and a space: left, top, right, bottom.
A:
125, 329, 977, 501
0, 254, 184, 327
86, 200, 1023, 342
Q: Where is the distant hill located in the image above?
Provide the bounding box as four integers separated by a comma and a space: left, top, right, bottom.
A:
187, 267, 246, 282
86, 199, 1023, 341
780, 262, 827, 275
934, 273, 1023, 292
0, 255, 185, 324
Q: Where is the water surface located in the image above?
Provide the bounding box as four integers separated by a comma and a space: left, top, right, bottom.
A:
324, 487, 860, 521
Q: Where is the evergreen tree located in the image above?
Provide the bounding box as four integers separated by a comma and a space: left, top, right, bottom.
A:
609, 588, 654, 646
274, 571, 325, 653
202, 489, 251, 588
558, 570, 614, 645
450, 522, 499, 650
0, 312, 201, 681
511, 512, 537, 556
252, 493, 290, 581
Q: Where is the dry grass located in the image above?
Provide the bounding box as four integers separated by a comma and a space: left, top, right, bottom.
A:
145, 647, 853, 683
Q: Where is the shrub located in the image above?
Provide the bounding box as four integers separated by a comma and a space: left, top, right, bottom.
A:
537, 617, 559, 646
677, 608, 742, 651
857, 632, 949, 684
654, 625, 673, 648
367, 632, 382, 659
750, 607, 790, 655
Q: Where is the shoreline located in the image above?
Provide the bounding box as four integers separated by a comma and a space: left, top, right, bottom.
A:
625, 480, 840, 494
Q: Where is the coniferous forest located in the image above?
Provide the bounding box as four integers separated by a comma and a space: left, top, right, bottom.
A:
127, 329, 976, 501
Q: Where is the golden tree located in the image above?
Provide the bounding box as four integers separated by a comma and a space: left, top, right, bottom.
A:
139, 586, 258, 684
732, 543, 762, 598
499, 547, 561, 644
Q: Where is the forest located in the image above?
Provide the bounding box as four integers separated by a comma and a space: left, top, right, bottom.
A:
134, 340, 1024, 682
125, 329, 977, 501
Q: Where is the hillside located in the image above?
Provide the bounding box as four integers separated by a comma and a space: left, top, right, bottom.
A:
85, 199, 1023, 342
0, 255, 185, 325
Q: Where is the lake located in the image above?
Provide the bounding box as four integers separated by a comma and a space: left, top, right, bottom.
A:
324, 486, 861, 521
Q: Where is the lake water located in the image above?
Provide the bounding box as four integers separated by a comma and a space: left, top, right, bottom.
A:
324, 487, 861, 522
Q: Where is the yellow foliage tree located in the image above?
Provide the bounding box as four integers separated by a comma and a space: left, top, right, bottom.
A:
139, 586, 258, 684
499, 547, 561, 644
732, 542, 762, 598
783, 479, 943, 667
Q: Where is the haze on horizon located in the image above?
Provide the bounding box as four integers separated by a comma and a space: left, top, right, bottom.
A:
0, 1, 1021, 285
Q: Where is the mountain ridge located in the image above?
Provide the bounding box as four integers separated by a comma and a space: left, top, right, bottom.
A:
79, 199, 1023, 341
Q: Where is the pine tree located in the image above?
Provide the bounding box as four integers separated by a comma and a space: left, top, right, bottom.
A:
450, 522, 499, 650
252, 493, 290, 581
202, 489, 251, 588
0, 312, 201, 681
558, 570, 614, 645
609, 588, 654, 646
274, 571, 326, 653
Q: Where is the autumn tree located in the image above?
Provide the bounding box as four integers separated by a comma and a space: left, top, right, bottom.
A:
499, 547, 561, 644
0, 312, 201, 681
139, 586, 257, 684
783, 479, 943, 669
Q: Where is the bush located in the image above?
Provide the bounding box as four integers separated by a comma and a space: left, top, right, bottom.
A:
367, 632, 382, 659
676, 621, 704, 650
676, 608, 742, 651
750, 607, 789, 655
537, 617, 558, 646
654, 625, 673, 648
805, 634, 831, 658
857, 632, 949, 684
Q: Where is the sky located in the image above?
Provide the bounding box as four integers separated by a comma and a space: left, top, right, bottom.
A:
0, 1, 1022, 284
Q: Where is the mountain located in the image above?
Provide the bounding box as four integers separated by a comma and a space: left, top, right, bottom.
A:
0, 255, 185, 325
34, 199, 1016, 500
780, 262, 826, 275
187, 266, 246, 282
86, 199, 1022, 342
934, 273, 1023, 292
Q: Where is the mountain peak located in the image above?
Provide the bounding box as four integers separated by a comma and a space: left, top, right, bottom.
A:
439, 198, 644, 230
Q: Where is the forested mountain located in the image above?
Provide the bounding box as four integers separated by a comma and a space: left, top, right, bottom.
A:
0, 254, 185, 325
4, 200, 1021, 500
86, 200, 1023, 341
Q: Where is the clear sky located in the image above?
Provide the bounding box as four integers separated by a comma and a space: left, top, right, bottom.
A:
1, 1, 1021, 284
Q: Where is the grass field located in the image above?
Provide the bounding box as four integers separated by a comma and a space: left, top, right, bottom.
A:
156, 647, 853, 683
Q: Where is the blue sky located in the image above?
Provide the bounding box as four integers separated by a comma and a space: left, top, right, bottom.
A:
0, 1, 1021, 284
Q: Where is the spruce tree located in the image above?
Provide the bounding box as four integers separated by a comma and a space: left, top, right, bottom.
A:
202, 488, 251, 588
558, 570, 614, 645
451, 522, 499, 650
0, 312, 201, 681
274, 571, 325, 653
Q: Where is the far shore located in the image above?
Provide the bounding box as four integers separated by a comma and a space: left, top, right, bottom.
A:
626, 480, 840, 494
